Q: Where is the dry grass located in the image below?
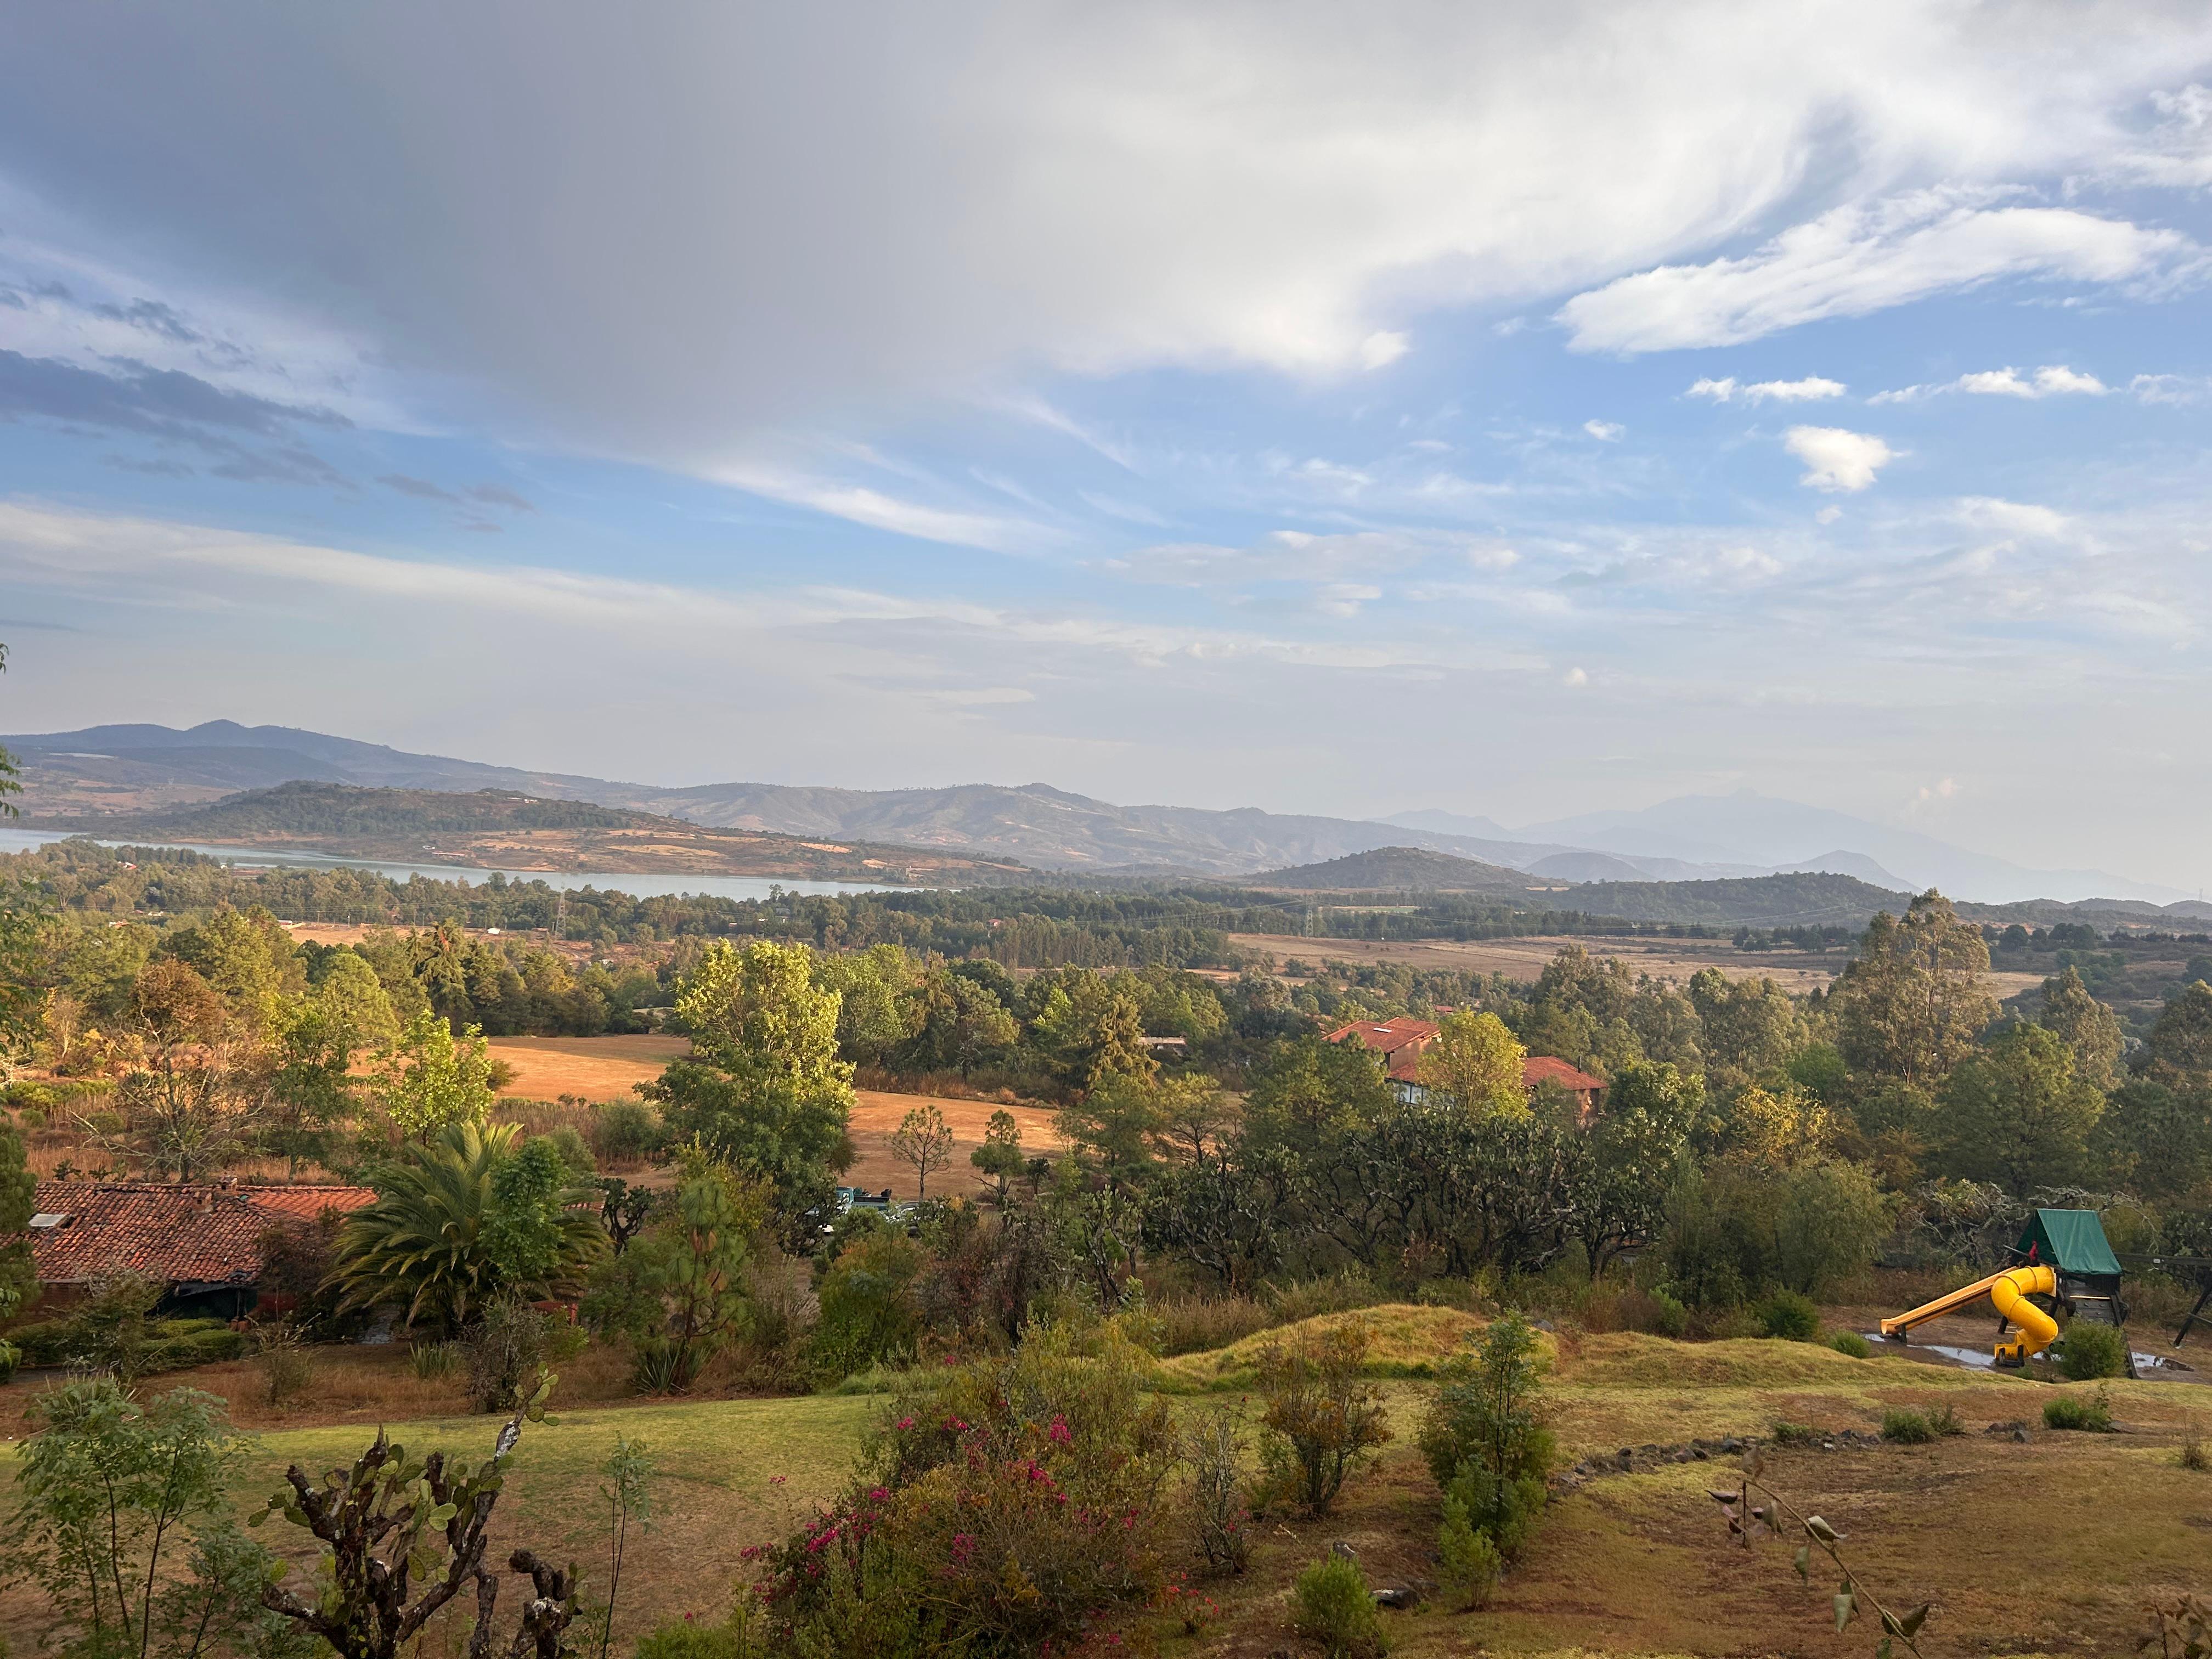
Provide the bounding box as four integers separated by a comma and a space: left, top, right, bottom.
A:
7, 1311, 2210, 1659
486, 1034, 691, 1101
843, 1088, 1064, 1198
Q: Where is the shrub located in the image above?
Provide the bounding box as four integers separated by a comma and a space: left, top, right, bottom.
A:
411, 1340, 459, 1379
1418, 1313, 1552, 1561
1184, 1404, 1251, 1576
1829, 1330, 1872, 1358
462, 1299, 557, 1413
1769, 1420, 1819, 1446
1755, 1290, 1821, 1342
1252, 1321, 1391, 1516
2181, 1414, 2208, 1472
1651, 1288, 1690, 1339
1293, 1555, 1387, 1658
809, 1229, 925, 1381
1154, 1294, 1274, 1356
541, 1124, 597, 1180
1437, 1494, 1503, 1610
633, 1610, 759, 1659
590, 1100, 664, 1167
1880, 1408, 1934, 1444
254, 1325, 315, 1407
2044, 1388, 2114, 1432
2059, 1321, 2128, 1380
1927, 1402, 1965, 1437
744, 1320, 1181, 1655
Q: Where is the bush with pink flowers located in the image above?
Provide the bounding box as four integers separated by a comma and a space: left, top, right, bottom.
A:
697, 1316, 1180, 1656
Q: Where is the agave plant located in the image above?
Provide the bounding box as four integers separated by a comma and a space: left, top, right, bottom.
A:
333, 1121, 603, 1334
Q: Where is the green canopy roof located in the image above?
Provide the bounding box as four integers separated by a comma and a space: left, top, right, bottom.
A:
2016, 1209, 2123, 1277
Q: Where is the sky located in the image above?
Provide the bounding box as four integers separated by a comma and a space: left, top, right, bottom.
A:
1, 2, 2210, 890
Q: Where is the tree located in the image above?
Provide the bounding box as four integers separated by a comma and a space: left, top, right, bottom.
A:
377, 1011, 498, 1142
0, 1102, 31, 1377
269, 955, 400, 1175
1056, 1071, 1165, 1191
1027, 972, 1156, 1092
1827, 893, 1997, 1087
1252, 1321, 1391, 1516
1416, 1011, 1528, 1117
1687, 968, 1805, 1092
886, 1103, 955, 1199
814, 945, 922, 1066
596, 1437, 657, 1659
163, 906, 302, 1043
254, 1378, 574, 1659
969, 1108, 1025, 1204
648, 941, 854, 1242
102, 958, 266, 1181
2036, 966, 2123, 1088
2147, 981, 2212, 1086
334, 1122, 605, 1333
590, 1163, 766, 1391
1931, 1023, 2104, 1190
1419, 1312, 1552, 1559
2095, 1079, 2212, 1202
1568, 1061, 1697, 1274
897, 969, 1018, 1076
3, 1379, 295, 1659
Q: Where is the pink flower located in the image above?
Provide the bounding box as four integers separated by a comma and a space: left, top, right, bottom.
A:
896, 1416, 916, 1431
768, 1474, 787, 1486
1047, 1414, 1072, 1444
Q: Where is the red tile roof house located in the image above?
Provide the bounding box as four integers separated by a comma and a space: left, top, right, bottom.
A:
1323, 1017, 1607, 1119
7, 1182, 376, 1321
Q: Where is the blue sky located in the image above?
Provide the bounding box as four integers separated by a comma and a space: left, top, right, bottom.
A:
1, 4, 2210, 889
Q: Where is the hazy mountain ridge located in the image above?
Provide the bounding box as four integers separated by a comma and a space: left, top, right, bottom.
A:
1, 720, 2179, 906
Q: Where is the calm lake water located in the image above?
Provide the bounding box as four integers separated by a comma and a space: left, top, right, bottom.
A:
0, 826, 904, 902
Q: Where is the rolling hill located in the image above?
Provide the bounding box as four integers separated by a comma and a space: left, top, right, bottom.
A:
1241, 845, 1535, 892
35, 782, 1030, 883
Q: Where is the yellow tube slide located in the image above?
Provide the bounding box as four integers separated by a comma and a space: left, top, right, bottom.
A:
1990, 1265, 2059, 1364
1880, 1264, 2059, 1364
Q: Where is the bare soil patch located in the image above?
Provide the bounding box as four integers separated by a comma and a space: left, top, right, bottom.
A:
845, 1088, 1064, 1199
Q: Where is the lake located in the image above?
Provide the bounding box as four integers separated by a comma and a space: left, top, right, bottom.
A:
0, 826, 906, 901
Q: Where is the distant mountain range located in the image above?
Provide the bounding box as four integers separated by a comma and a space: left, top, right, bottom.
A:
1430, 791, 2177, 906
2, 719, 2191, 909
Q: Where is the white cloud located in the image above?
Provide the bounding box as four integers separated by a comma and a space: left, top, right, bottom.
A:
1583, 419, 1625, 441
1871, 363, 2111, 403
1358, 331, 1410, 370
710, 464, 1051, 552
1558, 191, 2193, 354
9, 8, 2212, 454
1562, 667, 1589, 687
2128, 373, 2205, 405
1816, 505, 1843, 524
1686, 375, 1847, 403
1955, 496, 2070, 539
1784, 426, 1897, 492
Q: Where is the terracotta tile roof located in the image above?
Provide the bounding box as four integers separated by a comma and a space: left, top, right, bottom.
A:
1323, 1016, 1441, 1057
1522, 1055, 1606, 1093
13, 1182, 375, 1288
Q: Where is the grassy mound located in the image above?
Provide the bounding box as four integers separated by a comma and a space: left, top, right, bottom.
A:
1556, 1331, 1976, 1391
1155, 1303, 1524, 1391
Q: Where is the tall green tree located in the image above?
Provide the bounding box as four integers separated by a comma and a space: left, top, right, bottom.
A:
897, 968, 1019, 1076
2147, 980, 2212, 1086
2095, 1079, 2212, 1202
1827, 892, 1997, 1087
1686, 968, 1805, 1093
814, 944, 922, 1065
647, 940, 855, 1242
1027, 970, 1156, 1092
1931, 1023, 2104, 1189
588, 1163, 765, 1391
375, 1009, 498, 1142
2035, 965, 2124, 1088
1416, 1011, 1528, 1118
101, 959, 266, 1181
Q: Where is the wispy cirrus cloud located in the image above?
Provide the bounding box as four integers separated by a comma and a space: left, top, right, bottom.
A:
1558, 191, 2195, 353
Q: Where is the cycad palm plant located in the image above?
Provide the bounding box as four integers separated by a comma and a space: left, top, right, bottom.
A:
333, 1121, 602, 1333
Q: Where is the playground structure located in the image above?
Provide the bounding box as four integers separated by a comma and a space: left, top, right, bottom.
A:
1882, 1207, 2130, 1372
